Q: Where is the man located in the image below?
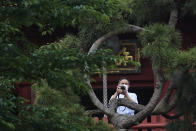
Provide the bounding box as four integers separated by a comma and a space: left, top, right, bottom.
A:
110, 77, 138, 116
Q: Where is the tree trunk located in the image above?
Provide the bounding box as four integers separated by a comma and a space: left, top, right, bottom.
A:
168, 9, 178, 28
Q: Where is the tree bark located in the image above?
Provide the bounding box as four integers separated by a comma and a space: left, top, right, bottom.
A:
168, 9, 178, 28
117, 98, 145, 111
86, 77, 113, 116
152, 69, 185, 114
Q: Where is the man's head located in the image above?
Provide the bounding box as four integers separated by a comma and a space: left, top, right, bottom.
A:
118, 77, 130, 91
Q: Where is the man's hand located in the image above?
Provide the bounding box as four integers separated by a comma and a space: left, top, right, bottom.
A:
121, 89, 127, 96
116, 86, 122, 94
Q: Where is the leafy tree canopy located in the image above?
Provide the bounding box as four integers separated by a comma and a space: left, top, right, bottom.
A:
0, 0, 126, 130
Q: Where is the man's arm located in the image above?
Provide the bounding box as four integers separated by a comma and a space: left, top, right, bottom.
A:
110, 86, 122, 100
124, 91, 136, 103
110, 92, 118, 100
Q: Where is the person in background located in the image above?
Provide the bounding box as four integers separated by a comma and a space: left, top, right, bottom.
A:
110, 77, 138, 116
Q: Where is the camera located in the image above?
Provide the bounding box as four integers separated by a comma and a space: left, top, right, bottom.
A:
120, 85, 126, 90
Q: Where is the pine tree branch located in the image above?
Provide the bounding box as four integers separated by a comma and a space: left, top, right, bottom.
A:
85, 109, 103, 116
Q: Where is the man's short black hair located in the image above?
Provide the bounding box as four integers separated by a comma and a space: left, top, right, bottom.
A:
118, 77, 130, 84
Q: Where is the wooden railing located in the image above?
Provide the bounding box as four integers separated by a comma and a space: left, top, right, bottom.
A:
94, 115, 196, 131
131, 115, 168, 131
94, 115, 168, 131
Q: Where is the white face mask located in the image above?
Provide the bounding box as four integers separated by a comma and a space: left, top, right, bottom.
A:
120, 84, 129, 91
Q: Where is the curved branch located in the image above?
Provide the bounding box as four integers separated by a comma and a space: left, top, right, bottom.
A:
87, 78, 113, 116
117, 98, 145, 111
88, 24, 145, 54
153, 69, 185, 114
109, 98, 146, 115
161, 71, 189, 113
165, 87, 182, 111
155, 86, 182, 114
108, 98, 118, 114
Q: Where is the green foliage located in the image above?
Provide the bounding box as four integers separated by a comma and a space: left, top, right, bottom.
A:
0, 42, 115, 131
30, 41, 118, 89
129, 0, 196, 25
0, 0, 122, 130
178, 73, 196, 116
57, 34, 82, 50
1, 29, 119, 90
0, 78, 15, 130
22, 79, 113, 131
0, 5, 118, 128
183, 0, 196, 15
0, 0, 125, 35
166, 119, 194, 131
0, 77, 26, 130
0, 77, 114, 131
73, 0, 127, 50
139, 24, 182, 69
33, 79, 80, 109
130, 0, 174, 25
139, 23, 196, 80
172, 47, 196, 70
79, 20, 126, 51
119, 0, 134, 14
8, 104, 112, 131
